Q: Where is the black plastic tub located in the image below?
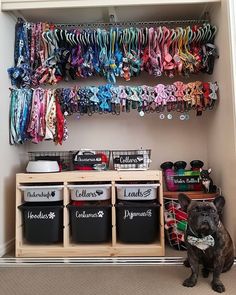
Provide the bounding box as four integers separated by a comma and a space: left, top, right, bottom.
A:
67, 203, 112, 243
18, 201, 64, 244
116, 201, 160, 243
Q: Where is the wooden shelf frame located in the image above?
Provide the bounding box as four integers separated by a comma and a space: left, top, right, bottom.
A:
16, 170, 165, 258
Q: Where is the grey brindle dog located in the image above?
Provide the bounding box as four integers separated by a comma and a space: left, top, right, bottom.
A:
178, 193, 234, 293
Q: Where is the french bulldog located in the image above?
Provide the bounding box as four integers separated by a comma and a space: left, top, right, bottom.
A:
178, 193, 234, 293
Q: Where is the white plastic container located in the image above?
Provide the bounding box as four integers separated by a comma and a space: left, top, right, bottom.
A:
26, 161, 60, 173
19, 185, 64, 202
116, 184, 160, 200
68, 184, 111, 201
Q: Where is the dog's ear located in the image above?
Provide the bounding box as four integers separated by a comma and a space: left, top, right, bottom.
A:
213, 196, 225, 212
178, 193, 191, 211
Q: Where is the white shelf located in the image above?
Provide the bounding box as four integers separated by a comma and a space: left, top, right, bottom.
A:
1, 0, 221, 11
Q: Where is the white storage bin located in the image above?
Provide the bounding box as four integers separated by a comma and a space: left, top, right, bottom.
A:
68, 184, 111, 201
19, 185, 64, 202
116, 184, 159, 200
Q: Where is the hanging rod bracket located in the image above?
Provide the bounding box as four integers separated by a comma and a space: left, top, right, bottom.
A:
10, 10, 28, 22
108, 7, 118, 23
204, 11, 211, 22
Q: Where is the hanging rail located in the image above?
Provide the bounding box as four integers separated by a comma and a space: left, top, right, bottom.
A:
54, 19, 210, 29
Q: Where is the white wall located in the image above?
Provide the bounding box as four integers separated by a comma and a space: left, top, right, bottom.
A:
0, 11, 26, 256
207, 0, 236, 247
28, 73, 210, 170
28, 111, 209, 170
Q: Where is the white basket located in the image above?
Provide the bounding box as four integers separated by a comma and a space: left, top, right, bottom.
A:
19, 185, 64, 202
116, 184, 159, 200
68, 184, 111, 201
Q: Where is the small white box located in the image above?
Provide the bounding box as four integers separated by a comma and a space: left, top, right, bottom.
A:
116, 184, 159, 200
68, 184, 111, 201
19, 185, 64, 202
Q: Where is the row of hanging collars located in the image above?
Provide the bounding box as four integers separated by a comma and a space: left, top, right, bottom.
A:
9, 81, 218, 145
8, 19, 218, 87
58, 82, 218, 116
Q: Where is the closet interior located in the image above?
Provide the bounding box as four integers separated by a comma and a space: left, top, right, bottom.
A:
1, 0, 236, 257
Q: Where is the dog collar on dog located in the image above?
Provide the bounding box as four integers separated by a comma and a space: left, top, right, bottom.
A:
187, 235, 215, 250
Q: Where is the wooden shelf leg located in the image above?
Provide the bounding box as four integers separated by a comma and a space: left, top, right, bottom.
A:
111, 181, 117, 247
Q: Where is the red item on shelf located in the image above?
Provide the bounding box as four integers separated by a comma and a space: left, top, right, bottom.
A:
170, 231, 185, 242
167, 205, 188, 221
96, 153, 108, 164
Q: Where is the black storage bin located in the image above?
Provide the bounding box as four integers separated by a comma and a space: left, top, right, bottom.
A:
116, 201, 160, 243
18, 201, 63, 244
67, 203, 111, 243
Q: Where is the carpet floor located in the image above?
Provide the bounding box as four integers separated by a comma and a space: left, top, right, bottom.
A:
0, 265, 235, 295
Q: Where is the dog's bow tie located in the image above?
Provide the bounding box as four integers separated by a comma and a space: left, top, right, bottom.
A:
187, 235, 215, 250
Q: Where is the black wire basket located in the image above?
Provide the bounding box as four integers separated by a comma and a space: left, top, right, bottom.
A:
112, 149, 151, 170
71, 149, 110, 171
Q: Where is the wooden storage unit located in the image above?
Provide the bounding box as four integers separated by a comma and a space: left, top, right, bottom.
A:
16, 170, 164, 257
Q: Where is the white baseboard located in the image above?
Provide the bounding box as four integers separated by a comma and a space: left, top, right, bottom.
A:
0, 257, 234, 266
0, 239, 15, 257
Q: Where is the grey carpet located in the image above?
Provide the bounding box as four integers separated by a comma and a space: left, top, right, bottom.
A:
0, 265, 235, 295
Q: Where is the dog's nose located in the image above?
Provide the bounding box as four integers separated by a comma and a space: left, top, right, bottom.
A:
201, 212, 208, 217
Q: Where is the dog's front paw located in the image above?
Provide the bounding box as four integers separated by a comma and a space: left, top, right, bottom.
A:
183, 278, 197, 287
212, 281, 225, 293
183, 259, 190, 268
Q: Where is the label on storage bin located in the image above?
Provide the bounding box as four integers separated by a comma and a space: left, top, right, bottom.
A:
124, 188, 152, 199
20, 186, 63, 202
69, 185, 111, 201
75, 189, 105, 199
75, 210, 105, 219
123, 209, 152, 220
27, 211, 56, 220
116, 184, 158, 200
73, 154, 102, 165
114, 155, 144, 164
26, 191, 57, 200
173, 176, 199, 184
